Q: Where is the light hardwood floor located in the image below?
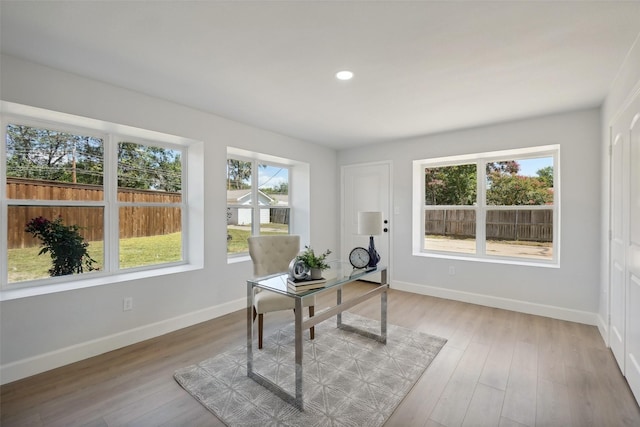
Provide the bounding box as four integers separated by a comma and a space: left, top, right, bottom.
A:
2, 282, 639, 426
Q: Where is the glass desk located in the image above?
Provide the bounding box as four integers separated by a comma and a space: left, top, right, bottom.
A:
247, 263, 388, 410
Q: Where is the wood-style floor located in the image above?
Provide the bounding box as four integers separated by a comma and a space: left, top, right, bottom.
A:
2, 282, 639, 426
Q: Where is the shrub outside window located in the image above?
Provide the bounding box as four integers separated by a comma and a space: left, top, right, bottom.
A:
226, 156, 290, 257
3, 117, 188, 287
418, 146, 559, 264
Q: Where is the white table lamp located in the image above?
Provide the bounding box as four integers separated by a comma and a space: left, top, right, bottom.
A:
358, 211, 382, 269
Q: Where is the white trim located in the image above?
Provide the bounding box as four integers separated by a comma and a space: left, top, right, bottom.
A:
0, 263, 200, 301
2, 101, 203, 291
340, 160, 393, 282
414, 145, 560, 266
597, 313, 610, 347
0, 297, 246, 385
392, 279, 598, 326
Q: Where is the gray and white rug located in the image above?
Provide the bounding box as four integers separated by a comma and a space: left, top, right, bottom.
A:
174, 312, 446, 427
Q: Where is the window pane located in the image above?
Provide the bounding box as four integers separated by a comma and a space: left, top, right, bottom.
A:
425, 164, 477, 205
424, 209, 476, 254
7, 206, 104, 283
227, 207, 252, 254
486, 209, 553, 260
486, 157, 553, 205
119, 206, 182, 268
226, 158, 252, 197
6, 124, 104, 200
258, 164, 288, 206
117, 142, 182, 201
259, 207, 290, 236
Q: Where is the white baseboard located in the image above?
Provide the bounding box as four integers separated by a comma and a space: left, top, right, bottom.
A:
0, 298, 246, 385
392, 280, 599, 326
2, 282, 602, 385
596, 313, 610, 347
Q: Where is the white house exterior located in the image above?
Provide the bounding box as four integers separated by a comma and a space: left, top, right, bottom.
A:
226, 189, 285, 225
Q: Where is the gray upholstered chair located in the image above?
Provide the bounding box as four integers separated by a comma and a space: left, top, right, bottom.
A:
248, 235, 315, 349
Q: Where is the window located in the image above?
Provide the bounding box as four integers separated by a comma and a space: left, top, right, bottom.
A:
117, 141, 183, 269
415, 145, 559, 265
2, 107, 196, 289
226, 155, 290, 257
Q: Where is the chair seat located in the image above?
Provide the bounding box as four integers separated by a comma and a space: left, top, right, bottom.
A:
254, 289, 314, 314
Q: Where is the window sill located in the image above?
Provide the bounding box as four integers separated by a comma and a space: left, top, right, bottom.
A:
413, 251, 559, 269
0, 264, 203, 302
227, 254, 250, 264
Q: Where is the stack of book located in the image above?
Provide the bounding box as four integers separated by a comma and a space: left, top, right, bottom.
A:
287, 277, 327, 293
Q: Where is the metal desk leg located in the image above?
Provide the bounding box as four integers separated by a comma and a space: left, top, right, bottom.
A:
294, 297, 304, 409
247, 282, 253, 375
381, 269, 387, 343
336, 287, 342, 327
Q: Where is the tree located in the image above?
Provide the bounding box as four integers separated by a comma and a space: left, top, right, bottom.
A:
226, 159, 252, 190
262, 182, 288, 194
6, 124, 181, 191
425, 164, 477, 205
225, 160, 268, 190
486, 161, 553, 205
6, 124, 104, 183
117, 142, 182, 192
536, 166, 554, 188
426, 160, 553, 206
486, 174, 553, 205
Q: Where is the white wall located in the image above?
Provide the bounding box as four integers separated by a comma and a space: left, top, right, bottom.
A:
0, 55, 339, 383
339, 108, 602, 323
600, 33, 640, 341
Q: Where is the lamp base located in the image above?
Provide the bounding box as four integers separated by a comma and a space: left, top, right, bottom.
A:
367, 235, 380, 268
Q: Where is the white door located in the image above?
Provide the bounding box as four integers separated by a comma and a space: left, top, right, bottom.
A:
610, 122, 628, 372
341, 162, 391, 283
626, 100, 640, 403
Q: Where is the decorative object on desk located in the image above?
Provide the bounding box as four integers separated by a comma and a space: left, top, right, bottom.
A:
358, 211, 382, 268
296, 246, 331, 280
288, 258, 310, 281
349, 246, 370, 269
287, 276, 327, 292
174, 312, 447, 427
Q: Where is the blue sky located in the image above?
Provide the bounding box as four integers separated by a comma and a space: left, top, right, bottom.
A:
258, 165, 288, 190
518, 156, 553, 177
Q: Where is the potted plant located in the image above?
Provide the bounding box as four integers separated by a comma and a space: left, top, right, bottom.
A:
296, 246, 332, 279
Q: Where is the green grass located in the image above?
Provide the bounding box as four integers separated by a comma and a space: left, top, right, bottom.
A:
8, 224, 290, 283
8, 232, 182, 283
226, 224, 289, 254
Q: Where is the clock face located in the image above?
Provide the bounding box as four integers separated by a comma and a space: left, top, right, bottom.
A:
349, 247, 370, 269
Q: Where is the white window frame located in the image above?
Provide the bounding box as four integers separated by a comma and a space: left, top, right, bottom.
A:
1, 102, 203, 297
112, 136, 187, 272
226, 151, 291, 261
413, 145, 560, 267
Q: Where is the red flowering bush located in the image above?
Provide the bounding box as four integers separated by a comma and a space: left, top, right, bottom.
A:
25, 216, 97, 277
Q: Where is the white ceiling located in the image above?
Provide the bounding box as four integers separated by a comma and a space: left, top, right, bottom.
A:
1, 1, 640, 149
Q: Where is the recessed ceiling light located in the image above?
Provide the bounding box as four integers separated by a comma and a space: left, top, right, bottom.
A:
336, 70, 354, 81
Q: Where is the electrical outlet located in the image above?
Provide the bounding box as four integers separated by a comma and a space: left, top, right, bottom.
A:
448, 266, 455, 276
123, 297, 133, 311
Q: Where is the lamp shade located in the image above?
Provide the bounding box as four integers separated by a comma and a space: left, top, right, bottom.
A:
358, 211, 383, 236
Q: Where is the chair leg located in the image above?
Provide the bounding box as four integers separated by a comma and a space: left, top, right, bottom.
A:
258, 313, 264, 349
309, 305, 315, 340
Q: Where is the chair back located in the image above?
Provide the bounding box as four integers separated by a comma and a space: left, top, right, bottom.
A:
248, 235, 300, 277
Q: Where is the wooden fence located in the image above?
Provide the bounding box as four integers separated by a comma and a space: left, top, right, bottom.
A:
7, 178, 182, 249
270, 207, 289, 225
425, 209, 553, 242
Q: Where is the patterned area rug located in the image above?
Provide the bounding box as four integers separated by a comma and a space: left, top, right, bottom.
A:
174, 312, 446, 427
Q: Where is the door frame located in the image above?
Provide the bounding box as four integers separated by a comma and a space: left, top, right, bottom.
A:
340, 160, 393, 282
